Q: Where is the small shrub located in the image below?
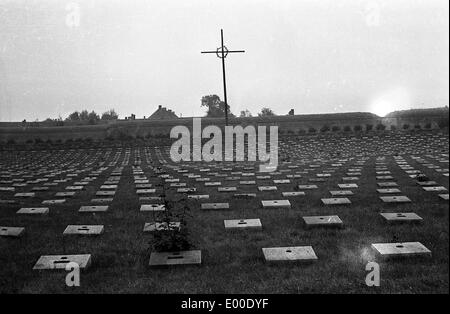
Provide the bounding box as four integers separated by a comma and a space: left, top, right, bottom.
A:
320, 125, 330, 133
354, 125, 362, 132
308, 127, 317, 134
438, 118, 449, 129
403, 124, 410, 130
376, 124, 386, 131
366, 124, 373, 131
331, 126, 341, 132
343, 126, 352, 132
149, 183, 192, 252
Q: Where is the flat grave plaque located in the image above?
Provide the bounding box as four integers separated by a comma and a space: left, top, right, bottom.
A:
371, 242, 431, 259
201, 203, 229, 210
187, 194, 210, 200
149, 250, 201, 266
135, 184, 152, 189
134, 180, 149, 184
100, 185, 117, 190
14, 192, 35, 198
297, 185, 318, 190
0, 187, 15, 192
282, 191, 305, 197
377, 188, 402, 194
338, 184, 358, 189
136, 189, 156, 194
274, 179, 291, 184
42, 199, 66, 205
140, 204, 165, 211
258, 186, 277, 191
380, 212, 422, 223
96, 191, 115, 196
91, 198, 113, 203
0, 226, 25, 237
79, 205, 109, 213
303, 215, 343, 228
423, 186, 447, 192
377, 182, 398, 187
321, 198, 351, 205
224, 219, 262, 230
66, 186, 83, 190
144, 222, 181, 232
233, 193, 257, 198
240, 181, 256, 185
262, 246, 318, 263
55, 191, 75, 197
330, 190, 353, 196
63, 225, 104, 235
33, 254, 92, 270
261, 200, 291, 209
376, 176, 394, 180
380, 196, 411, 203
177, 187, 197, 193
17, 207, 49, 215
218, 187, 237, 192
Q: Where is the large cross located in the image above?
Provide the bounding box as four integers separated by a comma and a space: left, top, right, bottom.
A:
201, 29, 245, 125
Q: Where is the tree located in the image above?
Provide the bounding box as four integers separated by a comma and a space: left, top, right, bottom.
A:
65, 109, 99, 124
87, 111, 100, 124
79, 110, 89, 121
239, 109, 252, 118
258, 107, 276, 117
66, 111, 80, 121
101, 109, 119, 120
201, 95, 234, 118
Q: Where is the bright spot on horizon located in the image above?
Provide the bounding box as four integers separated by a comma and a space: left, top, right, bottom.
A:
370, 87, 412, 117
371, 100, 393, 117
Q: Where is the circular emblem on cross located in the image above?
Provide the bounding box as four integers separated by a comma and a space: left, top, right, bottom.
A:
216, 45, 229, 58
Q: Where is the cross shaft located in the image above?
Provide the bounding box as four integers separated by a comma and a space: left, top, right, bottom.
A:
201, 29, 245, 125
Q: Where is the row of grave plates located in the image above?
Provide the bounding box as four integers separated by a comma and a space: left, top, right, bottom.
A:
2, 211, 432, 268
30, 240, 432, 270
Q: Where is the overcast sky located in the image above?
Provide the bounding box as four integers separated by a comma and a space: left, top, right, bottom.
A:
0, 0, 448, 121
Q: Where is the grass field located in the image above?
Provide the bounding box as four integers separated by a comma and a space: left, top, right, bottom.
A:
0, 131, 448, 293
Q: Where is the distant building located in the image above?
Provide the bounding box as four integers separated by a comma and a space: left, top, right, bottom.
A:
149, 105, 178, 120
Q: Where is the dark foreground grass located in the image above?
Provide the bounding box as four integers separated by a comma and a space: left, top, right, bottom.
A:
0, 142, 448, 293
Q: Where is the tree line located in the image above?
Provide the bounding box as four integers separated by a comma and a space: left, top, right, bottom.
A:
201, 95, 278, 118
36, 94, 282, 126
39, 109, 119, 126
